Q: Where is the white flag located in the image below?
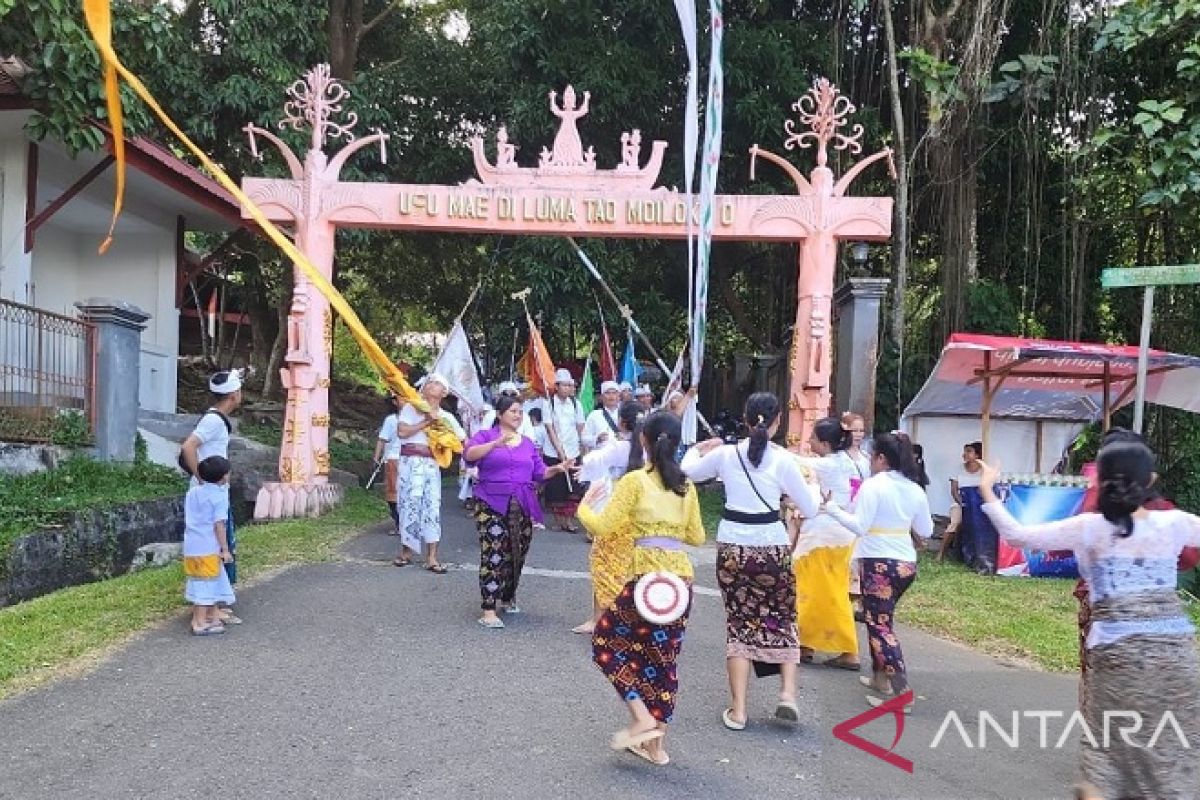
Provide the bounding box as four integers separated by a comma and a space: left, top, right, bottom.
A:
430, 320, 485, 432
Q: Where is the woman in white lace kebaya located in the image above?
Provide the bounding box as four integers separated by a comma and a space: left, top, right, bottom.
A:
980, 440, 1200, 800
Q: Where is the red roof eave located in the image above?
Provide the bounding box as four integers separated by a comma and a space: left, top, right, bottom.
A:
92, 123, 250, 230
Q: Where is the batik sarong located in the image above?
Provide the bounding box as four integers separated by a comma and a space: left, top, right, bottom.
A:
398, 454, 442, 554
860, 558, 917, 690
592, 578, 691, 723
716, 543, 800, 663
473, 496, 534, 610
1082, 592, 1200, 799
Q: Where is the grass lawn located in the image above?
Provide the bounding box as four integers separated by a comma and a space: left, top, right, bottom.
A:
904, 554, 1080, 671
905, 553, 1200, 672
0, 488, 384, 700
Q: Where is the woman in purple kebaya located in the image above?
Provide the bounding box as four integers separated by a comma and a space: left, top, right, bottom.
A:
463, 395, 573, 629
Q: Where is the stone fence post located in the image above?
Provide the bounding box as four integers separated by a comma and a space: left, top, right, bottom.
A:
833, 278, 889, 432
75, 298, 150, 462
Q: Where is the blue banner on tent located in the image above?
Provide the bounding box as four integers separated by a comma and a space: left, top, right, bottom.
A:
1004, 484, 1087, 578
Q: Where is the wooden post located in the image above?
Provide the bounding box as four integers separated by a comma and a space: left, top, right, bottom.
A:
1133, 286, 1155, 434
981, 351, 992, 457
1102, 361, 1112, 432
1034, 420, 1044, 473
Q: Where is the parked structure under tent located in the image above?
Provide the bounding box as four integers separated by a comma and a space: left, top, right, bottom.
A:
902, 333, 1200, 516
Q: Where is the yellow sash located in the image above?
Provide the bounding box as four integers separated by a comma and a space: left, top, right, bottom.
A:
867, 527, 911, 537
183, 555, 222, 579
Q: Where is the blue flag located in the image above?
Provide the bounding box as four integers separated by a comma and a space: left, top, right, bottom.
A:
620, 328, 640, 386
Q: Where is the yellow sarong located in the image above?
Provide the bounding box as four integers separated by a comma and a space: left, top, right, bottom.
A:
794, 544, 858, 654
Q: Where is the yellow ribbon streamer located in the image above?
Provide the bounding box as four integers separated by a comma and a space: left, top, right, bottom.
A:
81, 0, 461, 468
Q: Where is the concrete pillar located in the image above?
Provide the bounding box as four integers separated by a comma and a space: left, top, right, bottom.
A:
833, 277, 889, 432
75, 298, 150, 462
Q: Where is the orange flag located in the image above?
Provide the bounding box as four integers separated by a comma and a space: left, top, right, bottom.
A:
523, 318, 557, 396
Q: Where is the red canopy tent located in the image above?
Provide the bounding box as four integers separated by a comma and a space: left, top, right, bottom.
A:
902, 334, 1200, 514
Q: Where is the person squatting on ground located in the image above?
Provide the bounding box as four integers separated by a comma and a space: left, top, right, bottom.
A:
179, 369, 244, 626
464, 396, 573, 629
572, 400, 645, 635
681, 392, 821, 731
579, 411, 705, 766
391, 373, 466, 573
373, 394, 402, 529
791, 417, 861, 670
981, 440, 1200, 800
824, 431, 933, 713
183, 456, 236, 636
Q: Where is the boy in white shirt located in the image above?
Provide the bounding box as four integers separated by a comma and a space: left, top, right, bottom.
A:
183, 456, 235, 636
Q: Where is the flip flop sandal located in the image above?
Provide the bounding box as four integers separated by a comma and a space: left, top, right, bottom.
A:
859, 675, 895, 696
609, 728, 664, 751
627, 744, 670, 766
721, 708, 746, 731
823, 658, 860, 671
218, 613, 243, 625
478, 617, 505, 629
425, 564, 448, 574
774, 701, 800, 722
392, 558, 412, 567
866, 693, 913, 714
191, 624, 226, 636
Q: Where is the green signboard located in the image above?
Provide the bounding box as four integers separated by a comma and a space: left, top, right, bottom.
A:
1101, 264, 1200, 288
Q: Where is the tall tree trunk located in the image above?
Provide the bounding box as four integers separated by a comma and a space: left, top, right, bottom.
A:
932, 124, 978, 340
261, 284, 292, 400
881, 0, 909, 408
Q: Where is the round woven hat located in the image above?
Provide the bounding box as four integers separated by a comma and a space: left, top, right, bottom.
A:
633, 571, 690, 625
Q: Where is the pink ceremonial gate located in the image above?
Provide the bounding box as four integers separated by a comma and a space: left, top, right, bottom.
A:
241, 66, 893, 514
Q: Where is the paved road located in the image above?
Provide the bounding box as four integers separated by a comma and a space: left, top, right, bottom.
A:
0, 491, 1081, 799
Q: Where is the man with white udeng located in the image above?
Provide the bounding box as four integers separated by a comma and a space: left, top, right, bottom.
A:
583, 380, 623, 451
392, 373, 466, 573
541, 368, 584, 532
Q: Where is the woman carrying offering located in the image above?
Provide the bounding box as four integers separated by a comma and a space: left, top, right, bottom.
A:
823, 432, 932, 712
979, 440, 1200, 800
464, 396, 572, 629
791, 417, 860, 670
572, 401, 645, 635
579, 411, 705, 766
681, 393, 822, 731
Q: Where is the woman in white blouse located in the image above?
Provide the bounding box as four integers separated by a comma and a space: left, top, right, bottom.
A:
682, 393, 821, 731
791, 417, 860, 669
824, 431, 932, 712
979, 440, 1200, 800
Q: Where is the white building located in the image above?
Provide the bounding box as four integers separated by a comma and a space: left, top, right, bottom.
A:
0, 60, 245, 420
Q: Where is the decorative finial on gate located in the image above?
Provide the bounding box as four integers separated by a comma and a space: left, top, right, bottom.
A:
784, 78, 864, 167
280, 64, 358, 152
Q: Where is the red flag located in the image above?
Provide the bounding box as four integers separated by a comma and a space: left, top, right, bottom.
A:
598, 321, 617, 382
521, 318, 557, 396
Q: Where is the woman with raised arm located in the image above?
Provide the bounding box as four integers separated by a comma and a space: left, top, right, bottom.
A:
979, 440, 1200, 800
791, 417, 860, 670
578, 411, 705, 766
681, 392, 822, 731
572, 401, 645, 635
463, 396, 572, 629
823, 431, 933, 712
